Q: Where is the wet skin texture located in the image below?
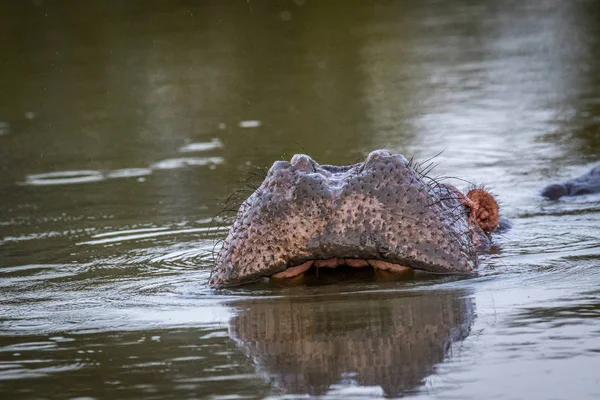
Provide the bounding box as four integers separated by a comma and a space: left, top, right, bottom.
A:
541, 165, 600, 200
209, 150, 501, 287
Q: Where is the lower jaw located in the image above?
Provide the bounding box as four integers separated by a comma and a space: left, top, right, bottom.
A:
271, 258, 412, 279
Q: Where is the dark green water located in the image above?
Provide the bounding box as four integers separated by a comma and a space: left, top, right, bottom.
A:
1, 1, 600, 399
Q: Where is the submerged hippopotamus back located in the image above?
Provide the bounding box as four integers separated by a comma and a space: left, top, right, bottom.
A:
210, 150, 500, 287
541, 165, 600, 200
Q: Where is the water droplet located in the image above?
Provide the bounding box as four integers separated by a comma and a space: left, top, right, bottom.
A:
0, 121, 10, 135
280, 10, 292, 21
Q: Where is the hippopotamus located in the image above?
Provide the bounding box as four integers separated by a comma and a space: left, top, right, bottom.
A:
541, 165, 600, 200
209, 149, 505, 287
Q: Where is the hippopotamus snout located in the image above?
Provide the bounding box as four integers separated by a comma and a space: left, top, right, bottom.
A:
210, 150, 500, 287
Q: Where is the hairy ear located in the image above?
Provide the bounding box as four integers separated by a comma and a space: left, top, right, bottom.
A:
466, 188, 500, 235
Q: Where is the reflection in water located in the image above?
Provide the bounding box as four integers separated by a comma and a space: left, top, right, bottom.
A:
229, 290, 474, 397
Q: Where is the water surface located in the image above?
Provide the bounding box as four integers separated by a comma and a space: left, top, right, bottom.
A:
1, 1, 600, 399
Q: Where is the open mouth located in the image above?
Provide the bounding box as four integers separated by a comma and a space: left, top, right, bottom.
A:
271, 258, 412, 279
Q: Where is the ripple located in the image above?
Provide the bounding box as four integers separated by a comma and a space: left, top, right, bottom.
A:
106, 168, 153, 179
22, 170, 105, 186
0, 264, 78, 288
0, 264, 60, 275
1, 231, 63, 243
150, 157, 224, 170
0, 362, 85, 381
21, 157, 222, 187
21, 168, 152, 187
91, 227, 169, 238
179, 138, 223, 153
77, 226, 229, 245
0, 341, 57, 353
150, 247, 214, 263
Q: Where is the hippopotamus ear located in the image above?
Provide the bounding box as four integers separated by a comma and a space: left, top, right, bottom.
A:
465, 188, 500, 236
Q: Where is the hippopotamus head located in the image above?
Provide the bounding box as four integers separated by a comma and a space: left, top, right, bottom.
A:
209, 150, 500, 287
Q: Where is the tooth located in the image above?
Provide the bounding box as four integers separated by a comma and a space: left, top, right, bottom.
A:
272, 260, 313, 278
314, 258, 338, 268
345, 259, 369, 267
367, 259, 412, 272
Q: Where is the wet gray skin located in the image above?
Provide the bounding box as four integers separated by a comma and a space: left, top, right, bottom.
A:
541, 166, 600, 200
210, 149, 496, 287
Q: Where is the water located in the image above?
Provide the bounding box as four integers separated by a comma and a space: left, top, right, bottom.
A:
1, 1, 600, 398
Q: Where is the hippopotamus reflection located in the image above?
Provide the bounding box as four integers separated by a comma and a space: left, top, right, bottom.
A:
542, 165, 600, 200
210, 150, 505, 287
228, 290, 473, 397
